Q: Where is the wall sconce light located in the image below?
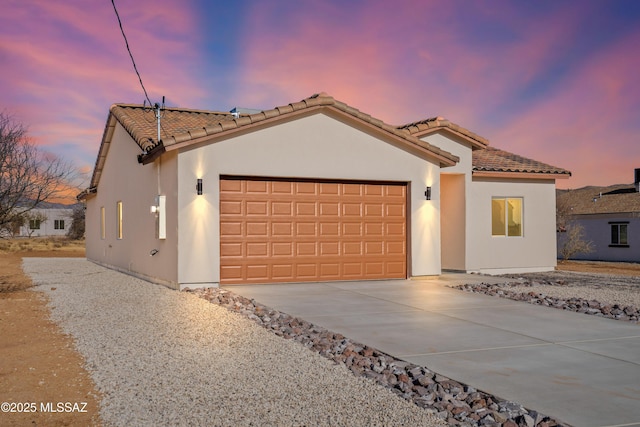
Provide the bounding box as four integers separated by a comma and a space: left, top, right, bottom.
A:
196, 178, 203, 195
425, 186, 432, 200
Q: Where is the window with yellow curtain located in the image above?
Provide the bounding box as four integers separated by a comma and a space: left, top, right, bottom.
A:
116, 201, 123, 239
492, 197, 523, 237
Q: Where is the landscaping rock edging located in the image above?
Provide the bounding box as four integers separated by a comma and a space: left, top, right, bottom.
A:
454, 282, 640, 323
186, 287, 567, 427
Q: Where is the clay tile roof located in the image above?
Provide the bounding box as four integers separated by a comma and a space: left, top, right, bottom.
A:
398, 117, 489, 149
473, 146, 571, 176
557, 184, 640, 215
117, 93, 459, 166
109, 104, 235, 152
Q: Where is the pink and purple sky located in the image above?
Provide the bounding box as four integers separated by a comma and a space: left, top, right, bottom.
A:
2, 0, 639, 190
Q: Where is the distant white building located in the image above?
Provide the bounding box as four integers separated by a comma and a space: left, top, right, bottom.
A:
18, 208, 73, 237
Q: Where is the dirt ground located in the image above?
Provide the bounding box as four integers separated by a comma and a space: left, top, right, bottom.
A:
1, 240, 638, 427
557, 260, 640, 276
0, 239, 101, 427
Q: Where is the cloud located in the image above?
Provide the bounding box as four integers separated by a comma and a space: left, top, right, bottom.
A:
233, 0, 638, 188
491, 27, 640, 188
0, 0, 206, 174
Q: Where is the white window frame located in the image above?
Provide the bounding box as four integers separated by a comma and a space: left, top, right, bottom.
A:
491, 197, 524, 237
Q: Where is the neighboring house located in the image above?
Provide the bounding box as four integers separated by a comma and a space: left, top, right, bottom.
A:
79, 93, 570, 289
17, 208, 73, 237
557, 172, 640, 262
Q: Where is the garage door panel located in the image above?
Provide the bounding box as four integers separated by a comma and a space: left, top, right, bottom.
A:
296, 264, 317, 277
272, 202, 293, 216
387, 261, 406, 275
220, 178, 406, 284
320, 263, 340, 277
343, 183, 362, 195
246, 264, 269, 280
296, 222, 317, 235
272, 181, 293, 194
272, 264, 294, 279
319, 183, 339, 195
342, 223, 362, 236
386, 223, 405, 236
220, 179, 242, 193
271, 242, 292, 256
320, 222, 339, 236
343, 263, 363, 276
365, 262, 384, 275
220, 222, 242, 236
320, 202, 339, 216
365, 184, 383, 196
343, 242, 362, 255
365, 223, 383, 236
247, 201, 267, 215
296, 202, 316, 216
296, 182, 316, 195
221, 242, 243, 257
365, 203, 383, 216
220, 265, 243, 280
365, 241, 384, 255
246, 180, 268, 193
220, 200, 242, 215
386, 185, 405, 197
386, 204, 405, 217
247, 222, 268, 236
387, 241, 406, 255
272, 223, 292, 236
343, 203, 362, 216
296, 242, 316, 256
320, 242, 339, 255
246, 242, 268, 256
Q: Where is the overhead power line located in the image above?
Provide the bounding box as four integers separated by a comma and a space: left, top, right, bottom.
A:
110, 0, 152, 106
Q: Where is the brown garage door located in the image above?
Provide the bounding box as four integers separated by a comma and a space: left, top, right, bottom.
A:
219, 177, 407, 284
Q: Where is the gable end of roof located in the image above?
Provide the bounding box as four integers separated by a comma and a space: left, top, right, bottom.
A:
398, 117, 489, 149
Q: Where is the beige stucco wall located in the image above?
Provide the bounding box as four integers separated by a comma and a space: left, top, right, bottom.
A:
177, 112, 441, 287
467, 177, 558, 274
421, 131, 558, 274
440, 174, 466, 270
85, 123, 179, 288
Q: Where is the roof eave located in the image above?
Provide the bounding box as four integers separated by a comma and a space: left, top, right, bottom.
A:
161, 104, 459, 167
473, 170, 572, 180
410, 126, 489, 150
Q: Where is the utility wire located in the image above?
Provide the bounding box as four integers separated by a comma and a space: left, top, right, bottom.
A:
110, 0, 153, 106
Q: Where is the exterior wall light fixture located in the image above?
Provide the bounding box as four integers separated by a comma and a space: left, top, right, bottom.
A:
196, 179, 203, 195
425, 186, 432, 200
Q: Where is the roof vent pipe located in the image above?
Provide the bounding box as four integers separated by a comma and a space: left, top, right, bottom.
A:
635, 168, 640, 192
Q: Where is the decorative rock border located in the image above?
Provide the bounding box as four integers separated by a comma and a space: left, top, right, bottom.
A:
185, 287, 567, 427
454, 282, 640, 323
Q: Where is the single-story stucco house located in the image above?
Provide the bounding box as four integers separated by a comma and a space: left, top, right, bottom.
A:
557, 170, 640, 262
79, 93, 570, 289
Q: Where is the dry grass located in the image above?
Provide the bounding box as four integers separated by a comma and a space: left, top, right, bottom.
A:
0, 237, 85, 292
0, 240, 102, 426
557, 260, 640, 277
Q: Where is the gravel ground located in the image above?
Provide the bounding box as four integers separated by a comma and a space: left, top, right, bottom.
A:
22, 258, 445, 427
503, 270, 640, 308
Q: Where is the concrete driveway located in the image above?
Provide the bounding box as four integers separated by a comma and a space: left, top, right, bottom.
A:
224, 274, 640, 427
